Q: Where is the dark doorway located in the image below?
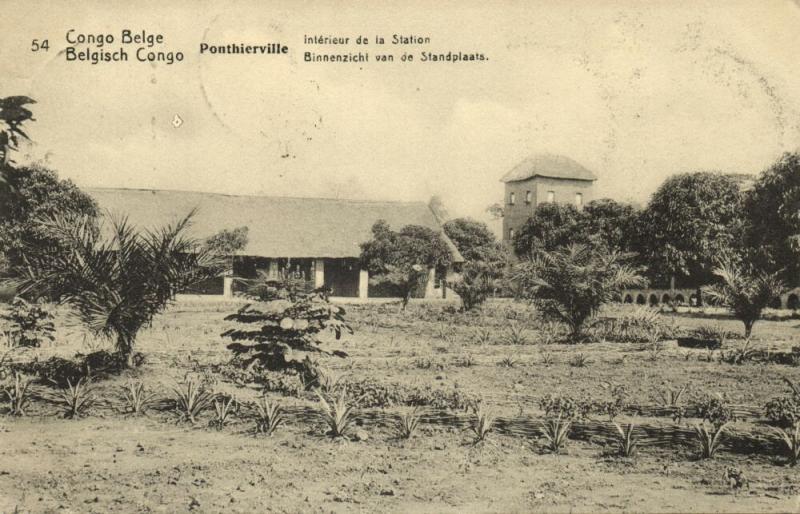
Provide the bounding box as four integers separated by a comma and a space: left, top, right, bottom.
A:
324, 258, 359, 297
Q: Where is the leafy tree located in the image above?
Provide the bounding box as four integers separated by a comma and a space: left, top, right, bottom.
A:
0, 165, 98, 272
223, 278, 350, 382
485, 203, 504, 220
703, 257, 785, 338
204, 226, 249, 255
743, 152, 800, 284
444, 218, 509, 310
443, 218, 496, 262
512, 203, 584, 258
360, 220, 453, 309
579, 199, 639, 254
0, 96, 36, 187
634, 172, 744, 287
8, 211, 222, 367
512, 244, 645, 339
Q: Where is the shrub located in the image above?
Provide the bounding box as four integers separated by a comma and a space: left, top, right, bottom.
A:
0, 298, 55, 348
539, 394, 590, 420
589, 307, 668, 343
693, 394, 735, 459
765, 396, 800, 428
223, 280, 351, 372
253, 396, 285, 436
765, 378, 800, 428
512, 244, 645, 339
343, 378, 476, 410
598, 385, 629, 421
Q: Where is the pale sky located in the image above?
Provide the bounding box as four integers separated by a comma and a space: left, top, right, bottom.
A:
2, 0, 799, 226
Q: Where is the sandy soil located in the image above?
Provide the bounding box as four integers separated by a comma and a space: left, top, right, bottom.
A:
2, 299, 800, 513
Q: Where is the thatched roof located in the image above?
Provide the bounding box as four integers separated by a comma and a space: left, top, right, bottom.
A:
500, 154, 597, 182
87, 188, 463, 262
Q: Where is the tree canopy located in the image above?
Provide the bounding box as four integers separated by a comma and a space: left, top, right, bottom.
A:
360, 220, 453, 308
512, 203, 584, 257
743, 152, 800, 284
511, 199, 640, 259
204, 226, 249, 255
0, 165, 98, 272
634, 172, 744, 287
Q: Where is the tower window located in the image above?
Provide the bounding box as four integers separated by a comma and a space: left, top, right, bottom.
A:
509, 228, 515, 239
547, 191, 555, 203
575, 193, 583, 208
509, 192, 515, 205
525, 191, 532, 204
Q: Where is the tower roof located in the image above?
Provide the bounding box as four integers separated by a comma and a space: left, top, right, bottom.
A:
500, 154, 597, 182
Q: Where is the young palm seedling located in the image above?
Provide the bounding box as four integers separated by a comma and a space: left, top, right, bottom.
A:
54, 377, 96, 419
612, 422, 639, 458
695, 420, 729, 459
172, 379, 214, 424
316, 370, 347, 395
2, 373, 33, 416
473, 327, 493, 345
540, 415, 572, 453
471, 406, 496, 444
317, 387, 355, 438
771, 423, 800, 466
498, 356, 516, 368
505, 322, 528, 345
656, 383, 688, 407
122, 381, 157, 415
569, 353, 591, 368
254, 396, 285, 436
209, 395, 238, 430
396, 407, 422, 439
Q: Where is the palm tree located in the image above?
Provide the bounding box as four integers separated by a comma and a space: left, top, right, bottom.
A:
8, 210, 223, 367
704, 257, 785, 338
512, 244, 645, 339
0, 96, 36, 187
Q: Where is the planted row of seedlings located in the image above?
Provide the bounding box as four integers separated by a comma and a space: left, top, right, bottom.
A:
3, 372, 800, 466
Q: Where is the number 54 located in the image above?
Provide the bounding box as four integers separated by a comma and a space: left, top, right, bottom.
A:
31, 39, 49, 52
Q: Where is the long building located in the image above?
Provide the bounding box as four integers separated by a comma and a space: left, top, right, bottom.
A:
88, 188, 463, 299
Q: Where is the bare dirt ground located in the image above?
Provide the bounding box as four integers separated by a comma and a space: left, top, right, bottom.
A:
2, 299, 800, 513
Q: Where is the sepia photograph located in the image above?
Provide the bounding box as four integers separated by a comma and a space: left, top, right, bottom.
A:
1, 0, 800, 512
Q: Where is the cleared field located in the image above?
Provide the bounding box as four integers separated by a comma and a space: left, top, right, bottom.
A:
2, 299, 800, 513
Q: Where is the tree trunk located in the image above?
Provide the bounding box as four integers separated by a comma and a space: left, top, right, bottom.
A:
117, 334, 137, 368
743, 320, 754, 339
